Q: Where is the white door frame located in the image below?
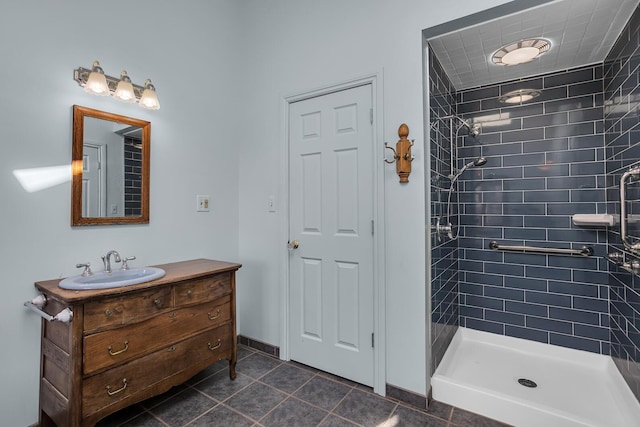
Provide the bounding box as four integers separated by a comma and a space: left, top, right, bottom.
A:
279, 72, 386, 395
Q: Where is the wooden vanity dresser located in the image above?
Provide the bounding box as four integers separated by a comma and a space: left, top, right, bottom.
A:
34, 259, 241, 427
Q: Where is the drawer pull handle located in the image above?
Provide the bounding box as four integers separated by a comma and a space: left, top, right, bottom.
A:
108, 341, 129, 356
168, 345, 176, 352
187, 290, 193, 297
105, 309, 113, 317
153, 298, 163, 308
106, 378, 127, 396
208, 339, 222, 351
208, 309, 221, 320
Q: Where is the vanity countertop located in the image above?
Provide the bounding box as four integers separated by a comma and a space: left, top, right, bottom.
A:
35, 258, 242, 303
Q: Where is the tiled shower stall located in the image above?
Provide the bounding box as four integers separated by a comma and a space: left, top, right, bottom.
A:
427, 4, 640, 400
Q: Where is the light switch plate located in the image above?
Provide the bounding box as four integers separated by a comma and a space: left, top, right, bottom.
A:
196, 195, 210, 212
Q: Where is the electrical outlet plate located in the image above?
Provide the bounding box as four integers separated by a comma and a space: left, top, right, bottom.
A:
196, 195, 210, 212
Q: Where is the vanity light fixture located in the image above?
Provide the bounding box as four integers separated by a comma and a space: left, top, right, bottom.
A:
74, 60, 160, 110
499, 88, 541, 104
491, 38, 551, 66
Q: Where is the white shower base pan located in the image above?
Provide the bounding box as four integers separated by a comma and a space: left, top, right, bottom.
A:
432, 327, 640, 427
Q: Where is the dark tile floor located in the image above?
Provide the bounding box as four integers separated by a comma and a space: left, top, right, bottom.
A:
97, 345, 510, 427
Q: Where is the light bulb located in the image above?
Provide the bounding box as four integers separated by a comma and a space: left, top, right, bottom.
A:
84, 61, 110, 96
501, 47, 541, 66
113, 71, 136, 103
139, 79, 160, 110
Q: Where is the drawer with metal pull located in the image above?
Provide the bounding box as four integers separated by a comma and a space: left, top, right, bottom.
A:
174, 272, 231, 306
83, 295, 232, 375
83, 287, 173, 333
82, 323, 233, 416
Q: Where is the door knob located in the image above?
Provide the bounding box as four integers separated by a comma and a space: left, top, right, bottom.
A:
288, 240, 300, 250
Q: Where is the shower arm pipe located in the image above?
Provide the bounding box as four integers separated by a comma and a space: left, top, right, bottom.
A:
620, 166, 640, 253
435, 115, 460, 176
449, 116, 464, 177
438, 114, 475, 177
489, 241, 593, 257
437, 157, 487, 242
450, 117, 455, 177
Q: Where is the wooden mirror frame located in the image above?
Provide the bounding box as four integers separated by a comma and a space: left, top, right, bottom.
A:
71, 105, 150, 226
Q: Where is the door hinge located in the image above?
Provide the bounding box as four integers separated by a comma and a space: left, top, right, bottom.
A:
371, 332, 375, 348
371, 219, 374, 236
369, 108, 373, 125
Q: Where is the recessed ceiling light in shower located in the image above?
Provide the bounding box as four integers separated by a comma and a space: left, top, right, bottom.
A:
491, 38, 551, 66
499, 88, 541, 104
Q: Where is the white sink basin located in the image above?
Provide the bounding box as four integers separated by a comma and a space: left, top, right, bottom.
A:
59, 267, 166, 290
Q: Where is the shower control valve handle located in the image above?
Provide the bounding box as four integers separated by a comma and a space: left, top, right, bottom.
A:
443, 224, 453, 240
435, 218, 454, 242
606, 252, 625, 265
623, 258, 640, 275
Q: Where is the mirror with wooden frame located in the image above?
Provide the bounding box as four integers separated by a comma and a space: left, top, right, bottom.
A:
72, 105, 150, 226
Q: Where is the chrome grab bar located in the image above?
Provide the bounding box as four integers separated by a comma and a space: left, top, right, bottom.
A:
620, 166, 640, 253
489, 241, 593, 257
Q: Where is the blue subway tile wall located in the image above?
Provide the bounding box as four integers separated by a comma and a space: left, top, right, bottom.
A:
427, 5, 640, 405
124, 138, 143, 216
428, 46, 459, 374
456, 63, 611, 355
604, 4, 640, 402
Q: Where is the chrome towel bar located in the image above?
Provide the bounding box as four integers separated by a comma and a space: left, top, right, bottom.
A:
489, 241, 593, 257
24, 294, 73, 323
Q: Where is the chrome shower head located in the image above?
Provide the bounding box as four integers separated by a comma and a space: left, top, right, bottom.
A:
473, 157, 487, 167
462, 156, 487, 171
468, 123, 481, 137
455, 156, 487, 178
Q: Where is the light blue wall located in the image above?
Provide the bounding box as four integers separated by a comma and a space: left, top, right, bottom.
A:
0, 2, 241, 425
0, 1, 514, 424
234, 0, 511, 399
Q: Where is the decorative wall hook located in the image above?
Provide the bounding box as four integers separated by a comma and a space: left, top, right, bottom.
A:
384, 123, 414, 183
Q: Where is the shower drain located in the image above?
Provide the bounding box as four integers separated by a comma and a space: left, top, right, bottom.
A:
517, 378, 538, 388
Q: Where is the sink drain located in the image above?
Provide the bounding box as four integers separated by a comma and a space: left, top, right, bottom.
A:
518, 378, 537, 388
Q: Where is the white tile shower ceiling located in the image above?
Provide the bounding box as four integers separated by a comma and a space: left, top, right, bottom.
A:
428, 0, 640, 90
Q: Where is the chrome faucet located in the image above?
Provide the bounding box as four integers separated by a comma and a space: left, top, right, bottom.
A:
102, 250, 121, 273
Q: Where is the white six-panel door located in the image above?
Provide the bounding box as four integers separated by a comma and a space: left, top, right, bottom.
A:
288, 84, 374, 386
82, 143, 104, 217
